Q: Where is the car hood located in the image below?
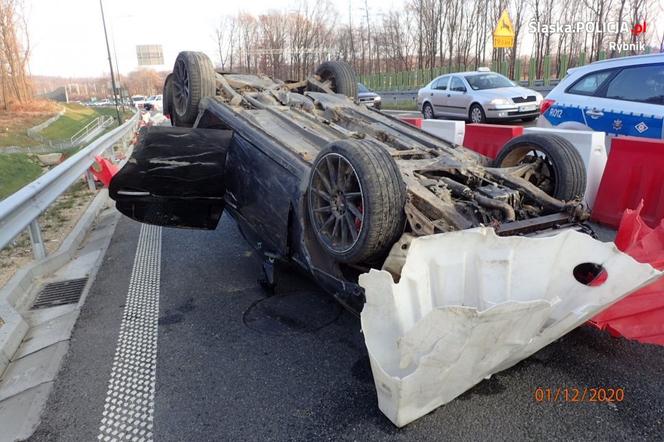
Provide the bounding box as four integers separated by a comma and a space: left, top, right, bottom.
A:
358, 91, 379, 100
482, 86, 538, 98
471, 87, 540, 101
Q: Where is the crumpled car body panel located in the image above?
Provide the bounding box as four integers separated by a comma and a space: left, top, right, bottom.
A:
359, 227, 662, 427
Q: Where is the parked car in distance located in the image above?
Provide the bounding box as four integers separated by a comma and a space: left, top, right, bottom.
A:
132, 95, 147, 109
417, 69, 543, 123
144, 94, 163, 112
358, 83, 381, 109
538, 53, 664, 140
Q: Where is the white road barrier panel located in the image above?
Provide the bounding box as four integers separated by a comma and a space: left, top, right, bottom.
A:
421, 119, 465, 145
523, 127, 607, 209
359, 228, 662, 427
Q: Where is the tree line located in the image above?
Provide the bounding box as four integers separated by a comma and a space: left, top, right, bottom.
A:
0, 0, 31, 109
214, 0, 661, 82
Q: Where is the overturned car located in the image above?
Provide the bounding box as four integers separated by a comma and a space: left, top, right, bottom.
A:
112, 51, 590, 302
109, 51, 661, 426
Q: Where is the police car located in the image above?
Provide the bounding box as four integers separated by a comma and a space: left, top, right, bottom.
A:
538, 53, 664, 139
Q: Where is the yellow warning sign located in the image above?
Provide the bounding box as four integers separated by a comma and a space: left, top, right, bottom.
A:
493, 10, 515, 48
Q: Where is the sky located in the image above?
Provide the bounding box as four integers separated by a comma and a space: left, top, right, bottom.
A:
26, 0, 664, 79
26, 0, 399, 78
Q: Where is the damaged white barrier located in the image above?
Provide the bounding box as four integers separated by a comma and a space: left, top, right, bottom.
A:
359, 228, 661, 427
524, 127, 607, 209
421, 119, 465, 145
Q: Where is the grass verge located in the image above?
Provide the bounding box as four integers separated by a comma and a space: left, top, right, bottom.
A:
381, 101, 418, 111
0, 153, 43, 199
40, 103, 104, 140
0, 100, 61, 148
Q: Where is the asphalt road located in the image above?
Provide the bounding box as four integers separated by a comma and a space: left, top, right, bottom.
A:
31, 214, 664, 441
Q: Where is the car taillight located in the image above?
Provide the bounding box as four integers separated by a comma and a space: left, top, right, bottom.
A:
540, 99, 555, 114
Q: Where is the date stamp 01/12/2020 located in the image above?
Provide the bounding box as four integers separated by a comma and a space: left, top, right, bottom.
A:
534, 387, 625, 403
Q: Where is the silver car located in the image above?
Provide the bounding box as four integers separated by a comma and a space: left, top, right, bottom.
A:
417, 70, 543, 123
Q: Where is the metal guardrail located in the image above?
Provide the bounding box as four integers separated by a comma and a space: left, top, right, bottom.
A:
70, 115, 115, 146
0, 112, 139, 259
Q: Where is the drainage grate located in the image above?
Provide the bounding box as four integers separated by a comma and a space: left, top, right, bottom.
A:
31, 277, 88, 310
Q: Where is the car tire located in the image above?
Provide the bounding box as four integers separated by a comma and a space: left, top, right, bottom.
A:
172, 51, 216, 125
422, 102, 435, 119
307, 140, 406, 264
309, 61, 358, 100
494, 134, 587, 201
469, 103, 486, 123
163, 73, 174, 120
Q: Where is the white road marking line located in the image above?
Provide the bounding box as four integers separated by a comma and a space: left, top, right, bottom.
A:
98, 224, 162, 442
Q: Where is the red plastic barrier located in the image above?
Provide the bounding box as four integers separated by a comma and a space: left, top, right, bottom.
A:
399, 117, 422, 128
591, 136, 664, 228
462, 124, 523, 159
89, 156, 119, 188
590, 201, 664, 345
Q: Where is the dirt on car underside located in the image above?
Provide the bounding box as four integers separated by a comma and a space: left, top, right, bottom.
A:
200, 72, 589, 239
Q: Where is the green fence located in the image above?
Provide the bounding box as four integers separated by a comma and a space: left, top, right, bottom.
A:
359, 51, 634, 91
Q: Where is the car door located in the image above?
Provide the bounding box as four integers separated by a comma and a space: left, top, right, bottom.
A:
446, 76, 473, 117
109, 126, 231, 229
430, 76, 450, 115
595, 63, 664, 139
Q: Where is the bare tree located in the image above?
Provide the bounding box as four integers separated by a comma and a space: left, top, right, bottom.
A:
209, 0, 658, 87
0, 0, 32, 108
214, 16, 237, 70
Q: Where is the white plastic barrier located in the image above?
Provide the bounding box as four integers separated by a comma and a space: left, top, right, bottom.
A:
360, 228, 661, 427
524, 127, 607, 209
421, 119, 465, 145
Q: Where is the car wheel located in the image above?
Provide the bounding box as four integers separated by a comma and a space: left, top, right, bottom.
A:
469, 104, 486, 123
308, 61, 358, 100
172, 51, 216, 125
422, 103, 435, 119
308, 140, 406, 264
163, 73, 174, 122
494, 134, 586, 201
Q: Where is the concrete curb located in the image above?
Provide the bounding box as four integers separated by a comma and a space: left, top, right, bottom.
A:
0, 189, 110, 375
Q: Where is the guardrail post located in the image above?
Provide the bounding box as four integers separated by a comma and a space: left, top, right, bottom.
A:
108, 144, 117, 162
85, 170, 96, 191
28, 220, 46, 260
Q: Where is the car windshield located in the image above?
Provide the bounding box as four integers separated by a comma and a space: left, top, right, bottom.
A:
358, 83, 369, 93
464, 74, 513, 90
